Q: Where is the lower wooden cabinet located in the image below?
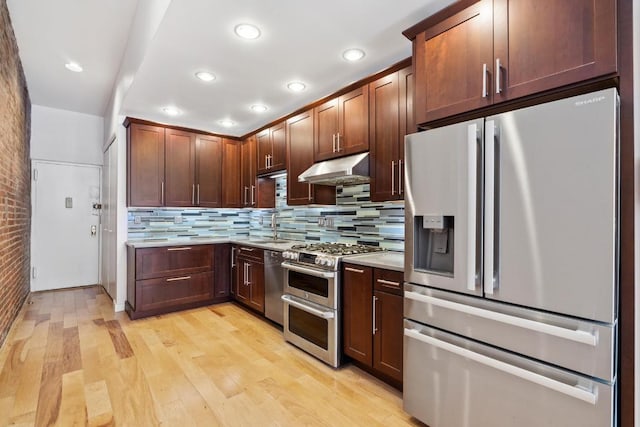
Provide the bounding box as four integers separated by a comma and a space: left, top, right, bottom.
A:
233, 246, 265, 314
342, 263, 403, 385
126, 244, 230, 319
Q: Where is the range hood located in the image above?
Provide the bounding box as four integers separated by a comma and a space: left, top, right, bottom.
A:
298, 152, 369, 186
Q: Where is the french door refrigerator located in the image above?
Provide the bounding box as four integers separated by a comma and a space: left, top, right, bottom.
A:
403, 88, 618, 427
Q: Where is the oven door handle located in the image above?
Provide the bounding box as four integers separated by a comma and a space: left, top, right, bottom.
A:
281, 262, 336, 279
281, 295, 335, 319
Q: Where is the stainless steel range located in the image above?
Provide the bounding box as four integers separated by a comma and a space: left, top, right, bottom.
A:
280, 243, 384, 367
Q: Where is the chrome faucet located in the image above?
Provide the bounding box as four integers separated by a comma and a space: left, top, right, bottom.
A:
271, 213, 277, 240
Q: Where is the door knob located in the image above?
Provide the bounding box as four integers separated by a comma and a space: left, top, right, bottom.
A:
91, 225, 97, 236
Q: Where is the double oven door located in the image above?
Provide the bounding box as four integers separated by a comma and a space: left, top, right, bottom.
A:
281, 261, 340, 367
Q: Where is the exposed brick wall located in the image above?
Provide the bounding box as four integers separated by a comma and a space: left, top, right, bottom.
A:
0, 0, 31, 348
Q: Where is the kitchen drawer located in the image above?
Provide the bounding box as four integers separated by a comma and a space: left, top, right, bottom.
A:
404, 320, 613, 427
236, 245, 263, 261
135, 245, 213, 280
135, 271, 214, 313
373, 269, 403, 295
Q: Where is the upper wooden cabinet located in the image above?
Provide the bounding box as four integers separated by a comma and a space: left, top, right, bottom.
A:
127, 123, 165, 207
241, 136, 257, 207
221, 138, 242, 208
165, 128, 196, 207
127, 120, 226, 208
286, 111, 336, 206
256, 122, 286, 175
196, 135, 223, 208
314, 86, 369, 161
411, 0, 617, 124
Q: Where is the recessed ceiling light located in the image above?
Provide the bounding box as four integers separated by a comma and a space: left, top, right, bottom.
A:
65, 62, 83, 72
234, 23, 261, 40
287, 81, 306, 92
342, 48, 366, 62
250, 104, 268, 113
162, 106, 181, 116
195, 71, 215, 82
218, 119, 235, 128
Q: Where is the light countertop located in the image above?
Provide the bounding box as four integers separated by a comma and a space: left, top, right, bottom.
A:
342, 251, 405, 272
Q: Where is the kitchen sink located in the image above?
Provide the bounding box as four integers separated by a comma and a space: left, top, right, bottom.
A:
250, 239, 290, 244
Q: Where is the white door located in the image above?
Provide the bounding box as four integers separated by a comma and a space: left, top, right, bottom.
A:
31, 161, 101, 291
101, 143, 118, 299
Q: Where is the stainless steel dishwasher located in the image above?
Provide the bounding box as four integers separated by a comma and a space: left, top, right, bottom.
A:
264, 249, 284, 326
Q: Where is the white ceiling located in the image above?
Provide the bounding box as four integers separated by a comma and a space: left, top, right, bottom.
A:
8, 0, 455, 137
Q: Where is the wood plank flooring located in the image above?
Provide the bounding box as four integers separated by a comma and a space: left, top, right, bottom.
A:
0, 286, 424, 426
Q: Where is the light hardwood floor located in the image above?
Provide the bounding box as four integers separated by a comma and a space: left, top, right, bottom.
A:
0, 286, 424, 426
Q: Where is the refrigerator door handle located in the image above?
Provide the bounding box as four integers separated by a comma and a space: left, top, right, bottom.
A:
404, 291, 598, 346
484, 120, 497, 294
467, 124, 478, 291
404, 328, 598, 405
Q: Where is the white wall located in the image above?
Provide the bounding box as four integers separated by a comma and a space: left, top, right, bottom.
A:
31, 105, 103, 165
115, 119, 129, 312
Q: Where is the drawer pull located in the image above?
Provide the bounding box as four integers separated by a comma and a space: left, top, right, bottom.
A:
376, 279, 400, 287
166, 276, 191, 282
345, 267, 364, 274
240, 247, 255, 251
167, 247, 192, 251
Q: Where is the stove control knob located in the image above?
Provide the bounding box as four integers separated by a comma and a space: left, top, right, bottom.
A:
315, 258, 321, 265
326, 259, 335, 267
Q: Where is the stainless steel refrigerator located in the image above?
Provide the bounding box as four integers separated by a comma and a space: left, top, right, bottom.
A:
403, 88, 618, 427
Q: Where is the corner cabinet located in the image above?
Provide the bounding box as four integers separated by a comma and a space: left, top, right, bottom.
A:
286, 110, 336, 206
369, 66, 414, 202
314, 86, 369, 161
409, 0, 617, 124
342, 263, 403, 386
126, 244, 230, 319
221, 138, 242, 208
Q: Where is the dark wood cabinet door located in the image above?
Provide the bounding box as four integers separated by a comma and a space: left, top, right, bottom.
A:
256, 129, 271, 175
338, 86, 369, 156
213, 244, 231, 299
369, 72, 400, 202
236, 259, 251, 304
342, 264, 373, 365
373, 290, 403, 382
165, 129, 196, 207
415, 0, 493, 124
127, 123, 165, 207
248, 260, 265, 313
270, 121, 286, 172
493, 0, 616, 103
241, 136, 257, 207
287, 111, 314, 205
196, 134, 222, 208
221, 138, 242, 207
313, 98, 339, 161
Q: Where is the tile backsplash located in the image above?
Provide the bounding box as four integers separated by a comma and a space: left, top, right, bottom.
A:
128, 176, 405, 251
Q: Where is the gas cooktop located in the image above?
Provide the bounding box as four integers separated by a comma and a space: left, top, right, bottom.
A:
289, 242, 385, 256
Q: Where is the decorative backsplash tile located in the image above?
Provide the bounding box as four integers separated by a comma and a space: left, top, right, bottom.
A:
128, 176, 405, 251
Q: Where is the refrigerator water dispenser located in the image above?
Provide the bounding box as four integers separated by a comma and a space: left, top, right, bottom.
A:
413, 215, 454, 276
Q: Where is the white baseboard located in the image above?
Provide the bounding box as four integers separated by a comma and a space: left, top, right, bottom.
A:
114, 301, 125, 312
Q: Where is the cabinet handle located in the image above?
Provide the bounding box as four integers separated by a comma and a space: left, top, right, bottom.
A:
246, 263, 251, 285
251, 185, 255, 205
345, 267, 364, 274
336, 133, 341, 152
496, 58, 503, 94
168, 247, 192, 251
376, 278, 401, 289
197, 184, 200, 205
265, 155, 268, 170
332, 134, 336, 153
373, 295, 378, 335
482, 63, 488, 98
166, 276, 191, 282
391, 160, 396, 195
192, 184, 195, 205
161, 181, 165, 205
240, 247, 255, 252
398, 159, 403, 195
231, 247, 236, 268
243, 263, 248, 285
308, 183, 312, 201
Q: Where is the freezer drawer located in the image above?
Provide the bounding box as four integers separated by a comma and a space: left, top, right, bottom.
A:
404, 283, 616, 382
404, 320, 614, 427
